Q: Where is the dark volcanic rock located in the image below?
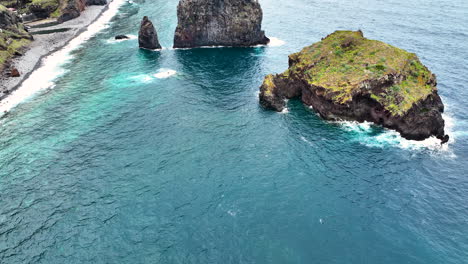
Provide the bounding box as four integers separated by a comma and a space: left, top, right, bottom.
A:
115, 35, 129, 40
259, 30, 449, 143
173, 0, 270, 48
86, 0, 107, 5
138, 16, 161, 50
58, 0, 86, 23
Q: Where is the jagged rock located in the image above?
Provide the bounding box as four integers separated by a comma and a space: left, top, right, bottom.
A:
259, 30, 449, 143
138, 16, 161, 50
115, 35, 129, 40
173, 0, 269, 48
58, 0, 86, 23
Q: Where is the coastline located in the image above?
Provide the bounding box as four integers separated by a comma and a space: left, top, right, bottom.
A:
0, 2, 112, 104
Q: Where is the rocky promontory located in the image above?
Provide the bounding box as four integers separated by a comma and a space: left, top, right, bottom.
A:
173, 0, 270, 48
138, 16, 161, 50
260, 31, 449, 142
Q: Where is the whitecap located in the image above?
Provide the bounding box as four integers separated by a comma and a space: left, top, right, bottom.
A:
336, 114, 457, 155
227, 210, 238, 217
154, 69, 177, 79
280, 107, 289, 114
268, 37, 286, 47
129, 74, 153, 83
0, 0, 127, 116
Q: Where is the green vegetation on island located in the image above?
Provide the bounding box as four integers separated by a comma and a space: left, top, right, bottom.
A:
283, 30, 434, 116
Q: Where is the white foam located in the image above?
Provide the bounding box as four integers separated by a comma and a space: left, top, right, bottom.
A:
154, 69, 177, 79
268, 37, 286, 47
280, 107, 289, 114
172, 37, 285, 50
129, 74, 153, 83
0, 0, 126, 116
336, 113, 457, 154
106, 34, 137, 44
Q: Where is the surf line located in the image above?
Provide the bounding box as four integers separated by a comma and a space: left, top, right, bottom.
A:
0, 0, 127, 116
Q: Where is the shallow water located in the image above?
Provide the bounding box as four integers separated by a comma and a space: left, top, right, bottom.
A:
1, 0, 467, 263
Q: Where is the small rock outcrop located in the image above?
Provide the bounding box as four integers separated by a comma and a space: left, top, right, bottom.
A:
173, 0, 270, 48
260, 30, 449, 142
86, 0, 107, 5
138, 16, 161, 50
115, 35, 129, 40
10, 67, 20, 77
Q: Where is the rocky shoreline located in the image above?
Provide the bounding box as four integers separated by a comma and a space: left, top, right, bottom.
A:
0, 3, 109, 102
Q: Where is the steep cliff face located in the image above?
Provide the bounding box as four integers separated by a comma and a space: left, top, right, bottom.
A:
260, 31, 449, 143
174, 0, 269, 48
0, 5, 33, 71
138, 16, 161, 50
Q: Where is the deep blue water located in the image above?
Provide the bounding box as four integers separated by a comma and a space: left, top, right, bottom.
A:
1, 0, 467, 263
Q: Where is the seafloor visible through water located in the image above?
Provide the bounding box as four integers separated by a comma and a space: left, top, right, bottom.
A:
0, 0, 467, 263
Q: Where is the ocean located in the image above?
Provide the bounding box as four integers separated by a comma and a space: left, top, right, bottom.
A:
0, 0, 467, 263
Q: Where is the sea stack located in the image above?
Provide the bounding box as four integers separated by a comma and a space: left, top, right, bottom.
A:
138, 16, 162, 50
173, 0, 270, 48
260, 31, 449, 143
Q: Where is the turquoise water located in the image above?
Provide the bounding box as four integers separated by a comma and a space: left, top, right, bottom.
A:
1, 0, 468, 263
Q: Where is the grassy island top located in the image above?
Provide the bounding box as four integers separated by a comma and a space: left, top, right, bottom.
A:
283, 30, 435, 116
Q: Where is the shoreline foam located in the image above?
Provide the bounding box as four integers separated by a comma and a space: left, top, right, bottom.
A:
0, 0, 126, 116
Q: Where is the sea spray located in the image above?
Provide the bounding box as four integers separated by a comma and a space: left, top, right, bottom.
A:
0, 0, 127, 116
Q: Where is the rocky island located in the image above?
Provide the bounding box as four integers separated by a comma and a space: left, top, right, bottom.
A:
173, 0, 270, 48
260, 30, 449, 143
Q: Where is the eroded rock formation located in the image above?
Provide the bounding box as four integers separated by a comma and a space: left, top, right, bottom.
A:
260, 31, 449, 143
174, 0, 269, 48
138, 16, 161, 50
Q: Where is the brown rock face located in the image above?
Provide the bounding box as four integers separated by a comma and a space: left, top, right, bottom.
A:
10, 68, 20, 77
174, 0, 270, 48
138, 16, 161, 50
58, 0, 87, 23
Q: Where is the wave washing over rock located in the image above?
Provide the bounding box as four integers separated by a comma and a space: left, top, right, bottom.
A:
260, 30, 449, 143
173, 0, 270, 48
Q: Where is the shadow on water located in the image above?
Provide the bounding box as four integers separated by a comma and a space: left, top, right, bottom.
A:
138, 48, 162, 62
173, 47, 266, 109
